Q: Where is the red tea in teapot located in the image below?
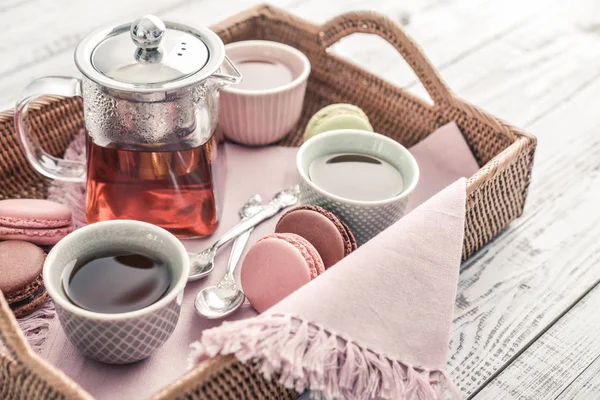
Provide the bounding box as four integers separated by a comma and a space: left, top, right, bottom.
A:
85, 138, 219, 238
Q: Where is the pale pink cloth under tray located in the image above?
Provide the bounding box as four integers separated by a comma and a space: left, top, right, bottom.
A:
26, 122, 479, 399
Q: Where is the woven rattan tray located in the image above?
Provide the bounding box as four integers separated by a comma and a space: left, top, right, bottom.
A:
0, 4, 536, 399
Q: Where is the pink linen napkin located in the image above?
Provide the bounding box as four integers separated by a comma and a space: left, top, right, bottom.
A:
18, 122, 478, 399
193, 178, 466, 400
406, 122, 479, 212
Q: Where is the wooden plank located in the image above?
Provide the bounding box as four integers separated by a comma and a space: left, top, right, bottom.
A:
472, 283, 600, 399
444, 54, 600, 397
325, 0, 542, 93
556, 356, 600, 399
450, 151, 600, 396
407, 0, 600, 126
1, 0, 196, 77
0, 0, 35, 13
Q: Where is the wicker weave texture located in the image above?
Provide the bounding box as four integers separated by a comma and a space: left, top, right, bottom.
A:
0, 355, 66, 400
0, 4, 536, 400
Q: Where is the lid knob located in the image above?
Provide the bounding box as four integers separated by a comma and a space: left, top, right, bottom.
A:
83, 14, 215, 88
130, 15, 166, 50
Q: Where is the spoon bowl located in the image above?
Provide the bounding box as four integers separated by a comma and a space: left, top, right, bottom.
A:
194, 284, 246, 319
194, 195, 265, 319
188, 247, 217, 280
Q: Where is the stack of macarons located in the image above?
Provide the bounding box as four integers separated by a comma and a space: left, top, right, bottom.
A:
241, 205, 356, 313
0, 199, 73, 317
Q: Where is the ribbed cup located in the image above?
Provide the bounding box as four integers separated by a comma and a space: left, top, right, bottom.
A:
219, 41, 311, 146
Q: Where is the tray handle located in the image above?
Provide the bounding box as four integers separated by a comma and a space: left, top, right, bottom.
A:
317, 11, 453, 106
317, 11, 516, 141
0, 292, 93, 399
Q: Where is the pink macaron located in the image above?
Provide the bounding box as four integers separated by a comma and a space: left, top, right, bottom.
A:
0, 240, 48, 318
275, 205, 357, 269
241, 233, 325, 313
0, 199, 73, 245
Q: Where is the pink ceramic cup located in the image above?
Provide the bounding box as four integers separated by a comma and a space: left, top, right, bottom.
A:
219, 40, 311, 146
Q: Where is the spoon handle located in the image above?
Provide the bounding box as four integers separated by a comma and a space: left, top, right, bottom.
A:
219, 227, 253, 289
213, 204, 279, 251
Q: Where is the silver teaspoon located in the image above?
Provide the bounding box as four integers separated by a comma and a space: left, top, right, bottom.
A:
194, 198, 264, 319
188, 185, 300, 280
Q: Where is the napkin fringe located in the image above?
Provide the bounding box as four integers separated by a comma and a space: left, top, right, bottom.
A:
189, 314, 460, 400
15, 299, 56, 354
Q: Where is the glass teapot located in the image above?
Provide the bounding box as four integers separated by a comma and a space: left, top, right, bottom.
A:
15, 15, 241, 238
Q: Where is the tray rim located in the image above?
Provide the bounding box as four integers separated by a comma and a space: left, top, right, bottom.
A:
0, 3, 537, 400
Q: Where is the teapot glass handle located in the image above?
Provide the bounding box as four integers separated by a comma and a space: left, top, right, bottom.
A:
15, 76, 86, 183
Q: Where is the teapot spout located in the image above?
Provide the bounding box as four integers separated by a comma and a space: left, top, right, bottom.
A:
210, 55, 242, 89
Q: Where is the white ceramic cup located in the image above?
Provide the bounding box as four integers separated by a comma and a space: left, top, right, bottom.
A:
297, 129, 420, 245
43, 220, 189, 364
219, 40, 311, 145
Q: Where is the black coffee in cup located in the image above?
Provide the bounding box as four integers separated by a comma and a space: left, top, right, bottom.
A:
309, 153, 404, 202
63, 251, 171, 314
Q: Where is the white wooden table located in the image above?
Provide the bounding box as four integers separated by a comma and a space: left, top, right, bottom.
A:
3, 0, 600, 398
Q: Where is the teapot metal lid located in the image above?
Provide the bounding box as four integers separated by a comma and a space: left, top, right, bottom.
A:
74, 15, 225, 93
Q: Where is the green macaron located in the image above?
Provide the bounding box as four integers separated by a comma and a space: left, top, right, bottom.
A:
303, 103, 373, 142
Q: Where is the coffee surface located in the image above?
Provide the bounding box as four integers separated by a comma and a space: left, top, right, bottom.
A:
234, 60, 294, 90
309, 153, 404, 202
64, 251, 171, 314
